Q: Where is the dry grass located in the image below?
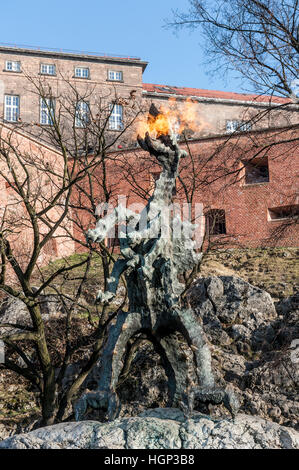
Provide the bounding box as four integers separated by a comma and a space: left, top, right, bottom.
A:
200, 247, 299, 299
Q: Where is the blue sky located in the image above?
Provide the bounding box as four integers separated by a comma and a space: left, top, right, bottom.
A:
0, 0, 253, 93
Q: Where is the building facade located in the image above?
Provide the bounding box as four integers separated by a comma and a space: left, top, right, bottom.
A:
0, 44, 298, 260
1, 45, 298, 140
0, 45, 146, 129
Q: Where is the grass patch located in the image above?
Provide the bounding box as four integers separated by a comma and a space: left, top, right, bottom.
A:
32, 251, 126, 315
200, 247, 299, 299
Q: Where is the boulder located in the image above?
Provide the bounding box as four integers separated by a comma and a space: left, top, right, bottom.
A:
0, 408, 298, 449
0, 294, 65, 334
275, 293, 299, 316
274, 294, 299, 348
188, 276, 277, 351
38, 294, 65, 316
0, 297, 31, 334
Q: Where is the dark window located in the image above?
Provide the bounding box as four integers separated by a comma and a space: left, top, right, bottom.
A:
107, 237, 120, 248
268, 205, 299, 221
244, 157, 269, 184
206, 209, 226, 235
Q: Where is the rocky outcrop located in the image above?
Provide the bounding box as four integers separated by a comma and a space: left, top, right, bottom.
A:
0, 297, 31, 333
0, 408, 298, 449
38, 294, 66, 316
188, 276, 277, 352
114, 277, 298, 430
1, 276, 297, 440
185, 277, 299, 430
275, 293, 299, 317
0, 294, 66, 334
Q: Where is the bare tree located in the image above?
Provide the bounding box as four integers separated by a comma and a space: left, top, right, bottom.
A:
168, 1, 299, 245
170, 0, 299, 97
0, 74, 143, 425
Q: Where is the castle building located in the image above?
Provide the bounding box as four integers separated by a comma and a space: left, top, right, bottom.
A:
0, 44, 298, 259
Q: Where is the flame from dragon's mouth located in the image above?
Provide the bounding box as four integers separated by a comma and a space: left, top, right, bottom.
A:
136, 97, 207, 138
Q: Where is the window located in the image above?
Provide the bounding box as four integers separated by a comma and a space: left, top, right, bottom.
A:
75, 67, 89, 78
41, 64, 56, 75
243, 156, 269, 184
109, 104, 123, 130
107, 236, 120, 248
226, 120, 252, 133
268, 205, 299, 221
40, 98, 55, 125
4, 95, 20, 122
108, 70, 123, 81
75, 101, 89, 127
42, 236, 58, 256
5, 60, 21, 72
206, 209, 226, 235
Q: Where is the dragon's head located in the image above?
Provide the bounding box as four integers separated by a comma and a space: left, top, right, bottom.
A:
137, 132, 186, 174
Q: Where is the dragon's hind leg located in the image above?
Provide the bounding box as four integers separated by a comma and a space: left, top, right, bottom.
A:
170, 308, 240, 418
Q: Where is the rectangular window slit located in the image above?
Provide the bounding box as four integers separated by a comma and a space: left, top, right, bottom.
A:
206, 209, 226, 235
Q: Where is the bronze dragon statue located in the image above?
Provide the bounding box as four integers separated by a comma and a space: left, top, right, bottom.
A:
74, 132, 240, 421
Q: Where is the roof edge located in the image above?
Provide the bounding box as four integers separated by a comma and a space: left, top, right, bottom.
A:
143, 83, 293, 106
0, 45, 148, 71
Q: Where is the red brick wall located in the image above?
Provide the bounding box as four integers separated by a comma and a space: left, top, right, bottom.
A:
1, 124, 297, 269
183, 128, 299, 247
77, 127, 298, 249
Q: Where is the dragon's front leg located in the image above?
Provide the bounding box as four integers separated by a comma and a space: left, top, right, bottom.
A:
96, 258, 129, 304
86, 205, 140, 304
